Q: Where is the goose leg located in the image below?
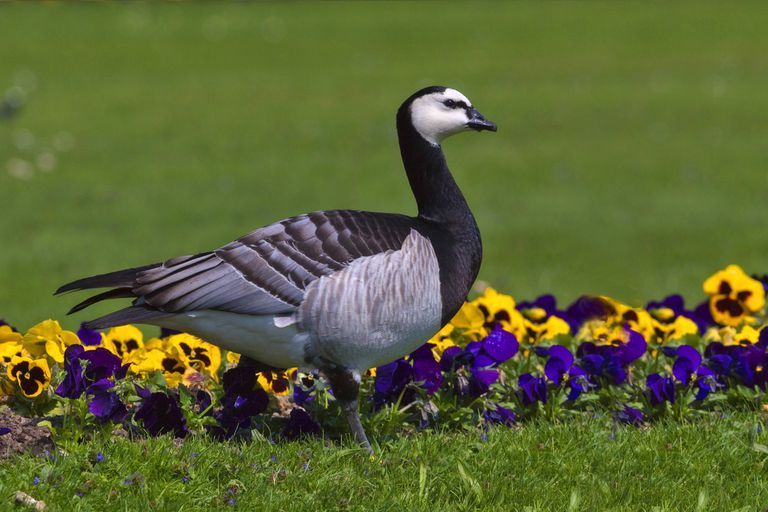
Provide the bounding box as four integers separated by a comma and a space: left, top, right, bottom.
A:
324, 367, 372, 454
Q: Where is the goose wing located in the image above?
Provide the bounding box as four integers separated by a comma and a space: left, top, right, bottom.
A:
61, 210, 416, 319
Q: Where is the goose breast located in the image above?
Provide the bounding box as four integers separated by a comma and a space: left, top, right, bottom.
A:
299, 229, 443, 371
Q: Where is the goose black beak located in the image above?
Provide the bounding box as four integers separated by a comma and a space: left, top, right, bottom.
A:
466, 108, 497, 132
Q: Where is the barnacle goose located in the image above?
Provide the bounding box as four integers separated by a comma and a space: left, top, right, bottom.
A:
57, 86, 497, 452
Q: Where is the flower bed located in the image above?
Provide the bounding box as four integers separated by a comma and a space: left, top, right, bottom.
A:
1, 264, 767, 448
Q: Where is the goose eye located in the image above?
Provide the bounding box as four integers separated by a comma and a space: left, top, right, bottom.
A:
443, 99, 456, 108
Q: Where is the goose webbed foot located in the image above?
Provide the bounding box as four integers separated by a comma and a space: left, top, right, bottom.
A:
324, 367, 373, 454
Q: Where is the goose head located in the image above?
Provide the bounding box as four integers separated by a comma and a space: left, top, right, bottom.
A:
403, 86, 497, 146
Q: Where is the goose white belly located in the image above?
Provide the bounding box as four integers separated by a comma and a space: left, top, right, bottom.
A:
153, 310, 309, 369
152, 230, 443, 372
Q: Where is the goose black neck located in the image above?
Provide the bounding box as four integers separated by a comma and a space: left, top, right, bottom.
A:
396, 109, 473, 224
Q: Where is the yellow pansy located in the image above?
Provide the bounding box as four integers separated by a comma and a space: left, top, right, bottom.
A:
258, 370, 291, 395
706, 325, 762, 346
470, 287, 527, 340
168, 334, 221, 380
1, 327, 28, 364
22, 320, 80, 364
450, 302, 487, 339
428, 324, 458, 359
659, 316, 699, 343
525, 315, 571, 344
577, 320, 632, 347
102, 325, 144, 360
1, 325, 22, 344
0, 340, 29, 364
703, 264, 766, 326
600, 297, 655, 341
7, 356, 51, 398
226, 351, 241, 365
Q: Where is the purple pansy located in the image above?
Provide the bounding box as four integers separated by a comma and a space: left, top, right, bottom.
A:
373, 343, 447, 406
705, 340, 768, 390
282, 408, 322, 439
484, 404, 517, 427
646, 295, 710, 334
373, 359, 414, 407
134, 386, 188, 438
518, 373, 548, 406
646, 374, 676, 405
615, 405, 644, 426
576, 329, 646, 385
666, 345, 719, 400
518, 294, 576, 334
89, 390, 128, 422
440, 326, 518, 397
56, 345, 128, 399
564, 296, 612, 332
77, 323, 102, 346
213, 367, 269, 439
538, 345, 590, 400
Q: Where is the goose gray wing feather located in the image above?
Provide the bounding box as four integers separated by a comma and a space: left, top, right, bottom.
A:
131, 210, 415, 315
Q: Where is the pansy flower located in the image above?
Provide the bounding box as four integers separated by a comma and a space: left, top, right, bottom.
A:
76, 324, 103, 346
86, 380, 128, 423
484, 404, 517, 427
226, 351, 241, 365
212, 366, 269, 439
537, 345, 590, 400
518, 295, 572, 343
564, 296, 612, 333
705, 325, 762, 347
373, 343, 444, 406
102, 325, 144, 359
599, 297, 656, 341
703, 264, 765, 326
7, 356, 51, 398
21, 320, 80, 364
282, 408, 322, 440
577, 328, 647, 385
1, 324, 29, 365
440, 326, 518, 397
615, 405, 644, 426
664, 345, 719, 400
449, 302, 487, 340
56, 345, 129, 422
704, 335, 768, 389
463, 288, 526, 341
168, 334, 221, 380
293, 371, 319, 406
427, 324, 458, 359
518, 373, 547, 406
134, 385, 188, 438
257, 370, 291, 395
646, 294, 710, 336
646, 374, 676, 405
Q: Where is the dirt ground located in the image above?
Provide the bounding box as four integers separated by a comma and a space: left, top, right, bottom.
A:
0, 407, 54, 459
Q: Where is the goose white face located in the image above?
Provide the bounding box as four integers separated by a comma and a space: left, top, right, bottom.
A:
409, 88, 496, 145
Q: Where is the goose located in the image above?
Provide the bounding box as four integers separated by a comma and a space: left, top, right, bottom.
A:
56, 85, 497, 452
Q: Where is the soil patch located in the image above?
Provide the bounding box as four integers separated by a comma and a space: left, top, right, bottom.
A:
0, 407, 54, 459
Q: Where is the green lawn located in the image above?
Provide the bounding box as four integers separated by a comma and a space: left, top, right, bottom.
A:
2, 416, 767, 511
2, 3, 768, 510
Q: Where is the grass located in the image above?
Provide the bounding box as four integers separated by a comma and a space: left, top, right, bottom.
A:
1, 2, 768, 510
2, 415, 767, 511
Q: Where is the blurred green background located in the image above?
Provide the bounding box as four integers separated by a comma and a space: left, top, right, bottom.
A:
1, 2, 767, 329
